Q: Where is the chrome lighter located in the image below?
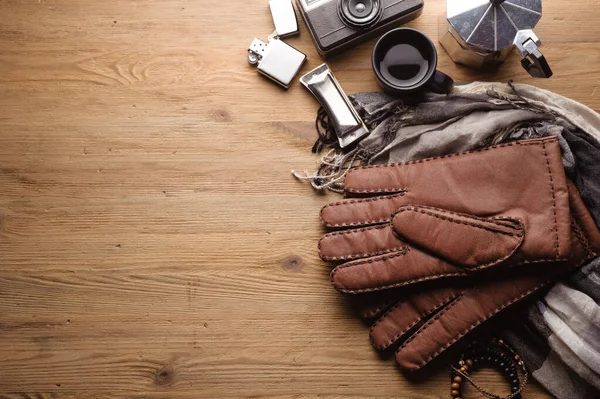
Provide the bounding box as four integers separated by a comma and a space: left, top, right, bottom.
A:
300, 64, 369, 148
247, 0, 306, 89
269, 0, 299, 38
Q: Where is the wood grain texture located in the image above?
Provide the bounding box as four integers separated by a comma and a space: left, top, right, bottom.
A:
1, 0, 599, 397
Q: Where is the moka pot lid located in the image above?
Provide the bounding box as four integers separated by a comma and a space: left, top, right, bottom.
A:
447, 0, 542, 52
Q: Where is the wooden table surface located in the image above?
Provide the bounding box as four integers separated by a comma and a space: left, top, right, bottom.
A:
1, 0, 599, 397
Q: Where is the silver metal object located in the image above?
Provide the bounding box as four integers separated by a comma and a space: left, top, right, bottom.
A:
440, 0, 552, 78
300, 64, 369, 148
248, 36, 307, 88
269, 0, 299, 37
247, 0, 306, 88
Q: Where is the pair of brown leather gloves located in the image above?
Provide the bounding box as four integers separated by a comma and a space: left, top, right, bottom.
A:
318, 136, 600, 371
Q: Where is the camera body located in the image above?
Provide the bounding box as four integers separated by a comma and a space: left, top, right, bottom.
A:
296, 0, 424, 57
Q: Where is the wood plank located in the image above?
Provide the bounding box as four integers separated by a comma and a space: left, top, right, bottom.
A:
0, 271, 543, 397
1, 0, 598, 397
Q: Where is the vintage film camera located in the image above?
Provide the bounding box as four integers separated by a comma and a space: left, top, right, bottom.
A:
296, 0, 424, 57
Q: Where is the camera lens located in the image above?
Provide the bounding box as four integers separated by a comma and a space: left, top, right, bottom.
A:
348, 0, 371, 17
339, 0, 383, 30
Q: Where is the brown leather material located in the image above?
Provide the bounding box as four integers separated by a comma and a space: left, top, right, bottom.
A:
391, 206, 525, 269
372, 185, 600, 371
369, 287, 460, 351
330, 247, 466, 293
393, 269, 559, 371
318, 224, 406, 261
357, 295, 398, 320
320, 137, 573, 292
316, 137, 600, 372
354, 289, 417, 320
320, 193, 408, 228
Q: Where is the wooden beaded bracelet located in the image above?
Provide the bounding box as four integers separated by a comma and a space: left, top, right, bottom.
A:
450, 337, 528, 399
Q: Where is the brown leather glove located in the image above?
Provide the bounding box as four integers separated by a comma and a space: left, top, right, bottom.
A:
317, 136, 600, 371
319, 136, 573, 293
363, 184, 600, 371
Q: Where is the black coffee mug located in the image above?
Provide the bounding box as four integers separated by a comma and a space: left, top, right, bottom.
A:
372, 28, 454, 95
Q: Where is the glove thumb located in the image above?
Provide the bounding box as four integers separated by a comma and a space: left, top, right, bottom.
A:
391, 206, 524, 271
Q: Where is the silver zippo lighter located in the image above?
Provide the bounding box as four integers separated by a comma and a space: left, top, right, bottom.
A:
247, 0, 307, 89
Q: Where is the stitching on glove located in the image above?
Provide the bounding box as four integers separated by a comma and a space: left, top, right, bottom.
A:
392, 206, 525, 271
336, 271, 468, 294
351, 143, 516, 172
320, 193, 407, 228
392, 206, 524, 236
346, 187, 408, 195
321, 246, 406, 262
328, 247, 409, 273
319, 224, 405, 261
344, 137, 558, 194
362, 301, 397, 319
542, 141, 561, 259
330, 248, 468, 294
370, 292, 462, 351
571, 218, 594, 258
396, 279, 553, 371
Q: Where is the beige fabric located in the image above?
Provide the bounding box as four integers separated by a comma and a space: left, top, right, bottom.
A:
458, 82, 600, 144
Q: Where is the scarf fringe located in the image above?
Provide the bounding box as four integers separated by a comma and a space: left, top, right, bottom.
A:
294, 83, 560, 193
291, 148, 365, 193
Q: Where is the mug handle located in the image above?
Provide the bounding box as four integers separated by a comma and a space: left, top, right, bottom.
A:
427, 70, 454, 94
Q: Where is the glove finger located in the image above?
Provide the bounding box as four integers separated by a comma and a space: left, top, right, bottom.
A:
330, 247, 466, 294
392, 206, 524, 270
369, 287, 461, 351
320, 193, 409, 228
355, 287, 439, 320
394, 272, 553, 371
318, 223, 405, 262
